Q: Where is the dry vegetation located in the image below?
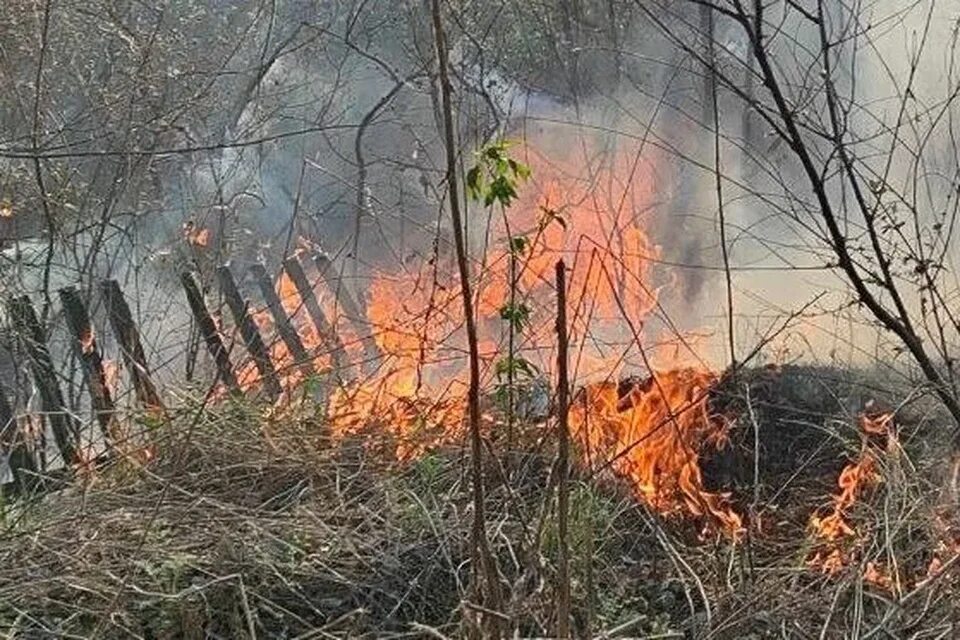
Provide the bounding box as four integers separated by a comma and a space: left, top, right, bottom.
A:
0, 365, 957, 639
4, 0, 960, 637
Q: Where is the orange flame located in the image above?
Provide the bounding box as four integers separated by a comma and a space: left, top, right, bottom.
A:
570, 370, 742, 537
103, 359, 120, 395
330, 144, 683, 467
808, 410, 893, 577
922, 506, 960, 586
182, 222, 210, 247
228, 267, 336, 399
864, 561, 893, 590
204, 142, 740, 542
79, 328, 96, 355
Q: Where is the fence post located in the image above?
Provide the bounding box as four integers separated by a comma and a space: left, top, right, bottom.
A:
250, 263, 315, 379
554, 259, 571, 639
282, 255, 348, 377
217, 265, 283, 400
0, 380, 37, 494
313, 252, 381, 374
59, 287, 121, 451
180, 272, 240, 394
101, 279, 165, 415
8, 296, 80, 465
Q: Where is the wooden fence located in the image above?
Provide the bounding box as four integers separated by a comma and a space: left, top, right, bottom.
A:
0, 251, 365, 496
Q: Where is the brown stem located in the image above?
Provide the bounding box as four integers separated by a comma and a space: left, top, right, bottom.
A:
31, 0, 55, 324
555, 259, 571, 638
703, 3, 736, 367
429, 0, 503, 631
727, 0, 960, 440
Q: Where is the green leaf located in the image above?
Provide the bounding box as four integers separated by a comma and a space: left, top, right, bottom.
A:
468, 140, 533, 209
494, 383, 509, 407
499, 301, 531, 330
303, 374, 322, 397
509, 235, 529, 255
466, 165, 480, 191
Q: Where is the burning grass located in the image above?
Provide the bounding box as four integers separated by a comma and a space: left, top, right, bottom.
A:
0, 368, 958, 638
3, 142, 960, 637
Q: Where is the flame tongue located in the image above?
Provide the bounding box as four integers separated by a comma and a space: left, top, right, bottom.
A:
571, 369, 742, 538
808, 410, 893, 579
205, 141, 748, 541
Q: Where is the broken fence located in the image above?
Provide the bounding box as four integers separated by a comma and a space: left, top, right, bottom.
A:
0, 252, 366, 495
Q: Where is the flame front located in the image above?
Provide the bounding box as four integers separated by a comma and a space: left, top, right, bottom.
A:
182, 222, 211, 248
570, 371, 742, 537
210, 141, 740, 537
808, 410, 891, 579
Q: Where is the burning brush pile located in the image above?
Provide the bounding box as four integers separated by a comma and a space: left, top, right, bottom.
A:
3, 144, 960, 637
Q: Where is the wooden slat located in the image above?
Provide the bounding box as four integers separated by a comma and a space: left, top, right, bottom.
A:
217, 265, 283, 400
180, 272, 239, 393
59, 287, 122, 450
282, 255, 347, 375
0, 380, 37, 493
313, 252, 381, 374
100, 279, 165, 414
8, 296, 80, 465
250, 263, 315, 378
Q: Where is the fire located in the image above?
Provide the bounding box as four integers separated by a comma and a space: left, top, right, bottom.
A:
922, 506, 960, 586
328, 265, 470, 457
79, 328, 96, 355
182, 221, 210, 247
230, 267, 336, 398
325, 143, 686, 465
807, 410, 893, 577
860, 410, 893, 436
103, 359, 120, 394
327, 378, 466, 460
570, 370, 742, 537
205, 140, 741, 540
864, 560, 893, 590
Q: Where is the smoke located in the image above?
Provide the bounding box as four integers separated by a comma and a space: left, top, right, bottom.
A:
9, 0, 954, 390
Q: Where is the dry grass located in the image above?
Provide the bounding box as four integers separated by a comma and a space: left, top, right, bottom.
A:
0, 367, 958, 638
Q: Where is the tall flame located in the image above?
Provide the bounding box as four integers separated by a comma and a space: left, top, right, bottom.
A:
210, 141, 738, 538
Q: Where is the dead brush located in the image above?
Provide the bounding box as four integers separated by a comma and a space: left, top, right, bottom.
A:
2, 368, 960, 638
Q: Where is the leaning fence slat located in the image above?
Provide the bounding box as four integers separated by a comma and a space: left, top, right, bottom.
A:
180, 272, 240, 394
8, 296, 80, 465
0, 380, 37, 493
250, 263, 315, 378
101, 279, 165, 414
217, 265, 283, 400
313, 253, 381, 373
282, 255, 348, 375
59, 287, 122, 450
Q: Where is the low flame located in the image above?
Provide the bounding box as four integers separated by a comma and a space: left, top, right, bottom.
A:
209, 142, 741, 539
570, 371, 742, 537
807, 410, 892, 577
922, 506, 960, 586
182, 222, 211, 247
230, 268, 335, 398
79, 328, 96, 355
103, 359, 120, 395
